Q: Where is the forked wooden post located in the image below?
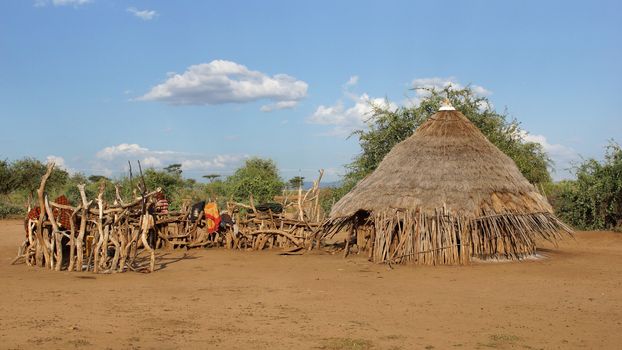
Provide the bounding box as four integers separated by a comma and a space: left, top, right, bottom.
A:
35, 163, 54, 268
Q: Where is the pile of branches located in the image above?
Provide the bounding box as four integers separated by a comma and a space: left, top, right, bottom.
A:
12, 163, 177, 273
225, 170, 325, 252
11, 165, 329, 272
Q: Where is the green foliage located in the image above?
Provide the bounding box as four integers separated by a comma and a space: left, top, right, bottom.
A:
164, 163, 182, 176
322, 86, 553, 214
0, 158, 72, 217
203, 174, 221, 182
0, 201, 23, 218
225, 157, 284, 203
288, 176, 305, 189
0, 158, 64, 218
88, 175, 109, 183
63, 173, 101, 204
0, 159, 13, 195
547, 142, 622, 230
0, 155, 288, 216
8, 158, 69, 196
345, 86, 551, 187
143, 168, 183, 197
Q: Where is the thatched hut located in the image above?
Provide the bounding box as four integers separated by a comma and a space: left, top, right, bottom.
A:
324, 102, 572, 265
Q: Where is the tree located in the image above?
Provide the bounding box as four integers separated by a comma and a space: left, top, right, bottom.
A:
203, 174, 221, 183
88, 175, 109, 183
164, 163, 182, 176
0, 159, 13, 195
9, 158, 69, 196
142, 168, 184, 198
288, 176, 305, 189
343, 86, 551, 190
548, 141, 622, 230
225, 158, 284, 203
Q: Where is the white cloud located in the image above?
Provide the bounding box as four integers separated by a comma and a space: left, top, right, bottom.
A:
310, 76, 492, 137
87, 163, 113, 177
54, 0, 91, 5
344, 75, 359, 87
142, 156, 162, 167
96, 143, 148, 160
260, 100, 298, 112
307, 77, 396, 136
93, 143, 246, 176
35, 0, 92, 7
308, 93, 395, 136
411, 77, 491, 97
137, 60, 308, 110
521, 132, 579, 179
407, 77, 492, 109
46, 155, 66, 169
322, 167, 345, 179
181, 155, 248, 171
127, 7, 158, 21
46, 155, 77, 174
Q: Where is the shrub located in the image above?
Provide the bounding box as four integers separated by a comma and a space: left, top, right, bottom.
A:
547, 142, 622, 230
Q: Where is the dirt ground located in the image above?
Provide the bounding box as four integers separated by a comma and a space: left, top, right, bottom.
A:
0, 219, 620, 350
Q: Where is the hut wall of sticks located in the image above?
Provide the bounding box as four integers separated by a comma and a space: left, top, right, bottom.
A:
322, 103, 573, 265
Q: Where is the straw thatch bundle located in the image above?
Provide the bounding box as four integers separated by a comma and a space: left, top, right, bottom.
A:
324, 104, 572, 264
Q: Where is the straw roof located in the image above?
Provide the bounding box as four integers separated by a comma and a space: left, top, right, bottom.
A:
330, 109, 552, 220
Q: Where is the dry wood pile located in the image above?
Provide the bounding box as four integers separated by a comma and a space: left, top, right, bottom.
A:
223, 170, 325, 252
11, 165, 328, 273
11, 163, 203, 273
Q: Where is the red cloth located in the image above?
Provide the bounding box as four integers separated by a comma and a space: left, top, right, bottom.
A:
52, 195, 72, 229
27, 207, 41, 221
26, 195, 73, 230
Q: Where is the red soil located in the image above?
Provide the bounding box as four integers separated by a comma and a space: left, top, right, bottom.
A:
0, 219, 620, 349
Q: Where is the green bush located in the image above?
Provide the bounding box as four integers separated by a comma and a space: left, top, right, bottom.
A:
325, 86, 552, 213
547, 142, 622, 230
0, 155, 290, 214
225, 158, 284, 203
0, 200, 24, 219
345, 87, 551, 186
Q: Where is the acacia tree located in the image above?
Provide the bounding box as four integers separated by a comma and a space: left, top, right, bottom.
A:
203, 174, 221, 183
288, 176, 305, 189
343, 86, 551, 191
164, 163, 183, 176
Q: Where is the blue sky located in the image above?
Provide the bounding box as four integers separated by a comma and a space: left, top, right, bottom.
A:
1, 0, 620, 182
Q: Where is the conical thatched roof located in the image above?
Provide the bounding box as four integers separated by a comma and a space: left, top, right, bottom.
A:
330, 109, 551, 219
325, 105, 572, 265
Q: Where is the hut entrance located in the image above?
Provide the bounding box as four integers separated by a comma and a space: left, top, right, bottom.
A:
348, 210, 467, 265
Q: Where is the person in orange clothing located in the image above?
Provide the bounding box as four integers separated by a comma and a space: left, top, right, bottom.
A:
204, 202, 221, 234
